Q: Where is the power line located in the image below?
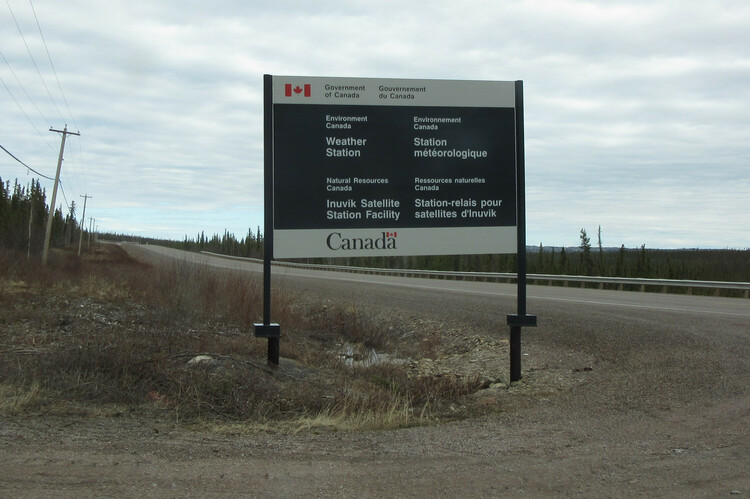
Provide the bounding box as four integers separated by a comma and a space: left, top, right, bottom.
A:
0, 70, 55, 151
58, 179, 69, 209
57, 139, 80, 202
0, 143, 55, 180
4, 2, 85, 209
26, 1, 85, 202
0, 50, 52, 127
3, 3, 85, 203
5, 0, 65, 124
28, 0, 79, 131
74, 135, 88, 195
0, 141, 70, 212
0, 140, 70, 210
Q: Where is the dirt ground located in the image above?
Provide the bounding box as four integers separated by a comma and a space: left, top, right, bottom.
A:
2, 350, 748, 498
2, 252, 749, 497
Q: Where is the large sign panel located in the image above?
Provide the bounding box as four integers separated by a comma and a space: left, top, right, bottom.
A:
270, 76, 519, 258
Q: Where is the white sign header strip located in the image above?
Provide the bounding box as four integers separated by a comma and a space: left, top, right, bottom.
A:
273, 76, 516, 108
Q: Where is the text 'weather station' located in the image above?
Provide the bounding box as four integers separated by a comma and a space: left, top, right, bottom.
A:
270, 76, 520, 259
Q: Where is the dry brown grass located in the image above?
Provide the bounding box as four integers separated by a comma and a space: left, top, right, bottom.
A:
0, 244, 485, 430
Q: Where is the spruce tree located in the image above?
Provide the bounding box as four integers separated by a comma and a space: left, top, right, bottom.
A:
597, 226, 604, 275
580, 228, 593, 275
0, 178, 9, 244
636, 244, 650, 277
616, 244, 626, 276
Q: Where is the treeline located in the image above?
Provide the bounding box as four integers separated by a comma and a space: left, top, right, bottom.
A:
310, 246, 749, 283
529, 244, 750, 282
103, 227, 264, 259
9, 177, 741, 284
0, 176, 81, 255
302, 227, 749, 283
118, 225, 748, 283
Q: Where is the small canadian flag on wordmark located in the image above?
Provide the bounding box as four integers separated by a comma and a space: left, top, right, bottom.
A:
285, 83, 311, 97
386, 232, 398, 238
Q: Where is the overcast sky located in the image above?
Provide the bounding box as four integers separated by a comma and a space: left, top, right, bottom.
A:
2, 0, 748, 249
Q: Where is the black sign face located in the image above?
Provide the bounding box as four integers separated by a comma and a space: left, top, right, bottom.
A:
269, 77, 519, 258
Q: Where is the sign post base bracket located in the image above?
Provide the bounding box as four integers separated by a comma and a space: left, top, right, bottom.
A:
254, 323, 281, 338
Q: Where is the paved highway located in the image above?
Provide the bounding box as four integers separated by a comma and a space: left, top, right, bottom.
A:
122, 243, 750, 321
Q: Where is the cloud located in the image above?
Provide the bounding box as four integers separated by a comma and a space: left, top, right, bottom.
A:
1, 0, 748, 248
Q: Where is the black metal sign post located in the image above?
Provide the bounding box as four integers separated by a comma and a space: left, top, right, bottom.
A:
257, 75, 535, 371
254, 74, 280, 365
507, 80, 537, 382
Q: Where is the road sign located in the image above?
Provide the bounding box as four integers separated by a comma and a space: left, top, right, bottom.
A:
269, 76, 520, 258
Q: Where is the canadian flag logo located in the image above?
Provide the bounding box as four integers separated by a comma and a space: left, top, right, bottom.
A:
385, 232, 398, 238
285, 83, 311, 97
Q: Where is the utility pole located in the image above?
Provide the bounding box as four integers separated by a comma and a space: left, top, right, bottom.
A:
27, 201, 33, 260
88, 217, 93, 249
77, 194, 91, 257
42, 125, 80, 264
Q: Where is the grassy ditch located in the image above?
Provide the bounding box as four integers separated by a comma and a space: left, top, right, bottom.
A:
0, 244, 487, 431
